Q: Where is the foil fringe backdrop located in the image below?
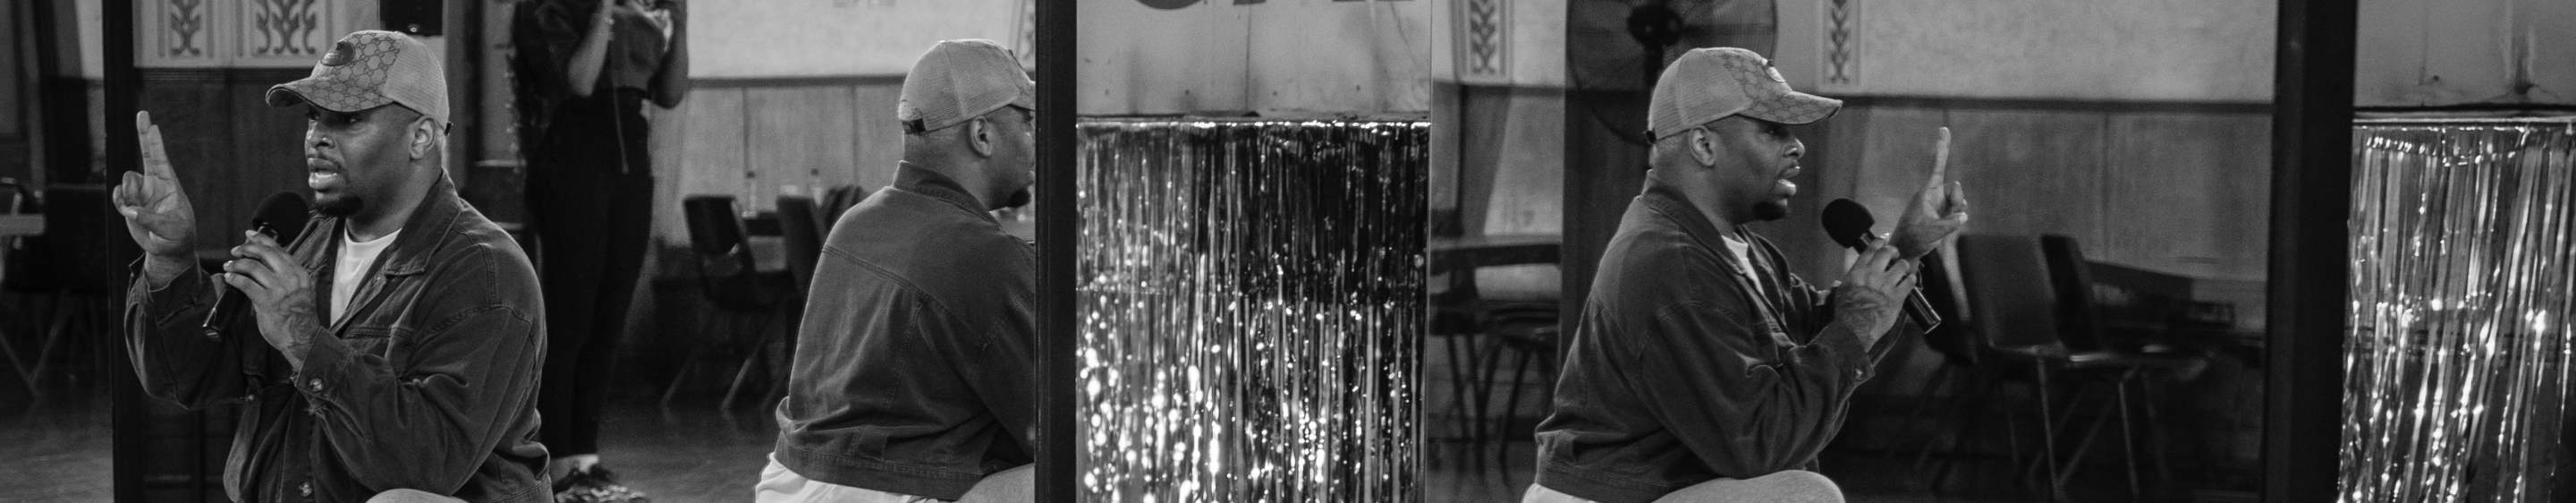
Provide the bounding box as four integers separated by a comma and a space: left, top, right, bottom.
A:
2346, 120, 2576, 503
1077, 119, 1428, 502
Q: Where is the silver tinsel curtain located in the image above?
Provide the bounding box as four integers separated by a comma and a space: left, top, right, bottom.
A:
1077, 118, 1428, 502
2346, 119, 2576, 503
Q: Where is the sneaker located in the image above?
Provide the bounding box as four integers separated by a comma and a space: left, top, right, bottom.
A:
554, 465, 651, 503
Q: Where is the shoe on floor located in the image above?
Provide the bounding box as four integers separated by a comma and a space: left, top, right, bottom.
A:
554, 465, 651, 503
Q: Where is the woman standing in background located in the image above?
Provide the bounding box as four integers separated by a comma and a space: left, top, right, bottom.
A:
512, 0, 690, 501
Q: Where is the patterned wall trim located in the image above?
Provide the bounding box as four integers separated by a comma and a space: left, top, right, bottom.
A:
166, 0, 207, 58
141, 0, 345, 68
1455, 0, 1508, 82
1821, 0, 1857, 90
247, 0, 326, 59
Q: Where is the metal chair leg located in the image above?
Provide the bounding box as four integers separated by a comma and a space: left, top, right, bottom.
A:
659, 354, 699, 409
1921, 376, 1999, 490
1496, 346, 1536, 487
718, 312, 773, 412
2033, 360, 2065, 502
1890, 363, 1956, 461
662, 308, 724, 409
2048, 387, 2117, 490
2117, 376, 2141, 500
1441, 336, 1479, 471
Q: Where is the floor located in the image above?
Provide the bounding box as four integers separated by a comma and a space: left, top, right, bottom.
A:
0, 396, 112, 502
585, 399, 782, 502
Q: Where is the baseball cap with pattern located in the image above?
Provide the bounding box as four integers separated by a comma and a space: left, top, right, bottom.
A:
266, 30, 448, 126
1647, 47, 1841, 141
899, 39, 1035, 134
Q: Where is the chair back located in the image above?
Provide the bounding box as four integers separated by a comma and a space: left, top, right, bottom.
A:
2038, 234, 2111, 352
0, 178, 24, 213
818, 184, 873, 229
1915, 251, 1980, 367
1954, 234, 2068, 354
682, 195, 766, 310
775, 195, 826, 295
0, 178, 27, 293
682, 195, 747, 259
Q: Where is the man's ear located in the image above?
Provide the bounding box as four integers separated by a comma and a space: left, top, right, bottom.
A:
1687, 126, 1719, 168
967, 116, 996, 158
410, 116, 437, 160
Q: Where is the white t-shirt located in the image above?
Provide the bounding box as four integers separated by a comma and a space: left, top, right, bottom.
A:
1718, 229, 1767, 294
331, 227, 400, 323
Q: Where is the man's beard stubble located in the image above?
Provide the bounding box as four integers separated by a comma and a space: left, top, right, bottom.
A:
1752, 199, 1790, 222
316, 194, 366, 218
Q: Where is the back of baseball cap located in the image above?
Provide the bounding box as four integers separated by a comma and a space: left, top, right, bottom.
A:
267, 30, 448, 126
1647, 47, 1841, 140
898, 39, 1035, 134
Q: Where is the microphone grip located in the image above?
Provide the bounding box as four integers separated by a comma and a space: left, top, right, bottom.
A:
204, 290, 246, 341
1903, 288, 1941, 331
1850, 233, 1942, 331
201, 222, 279, 341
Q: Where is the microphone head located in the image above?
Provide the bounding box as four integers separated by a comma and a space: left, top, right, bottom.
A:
1820, 198, 1875, 250
252, 192, 312, 245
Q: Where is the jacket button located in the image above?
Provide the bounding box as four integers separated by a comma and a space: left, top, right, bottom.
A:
299, 482, 311, 497
307, 378, 324, 393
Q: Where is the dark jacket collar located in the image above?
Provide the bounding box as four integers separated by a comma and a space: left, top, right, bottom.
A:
319, 175, 467, 276
283, 174, 474, 349
1639, 177, 1747, 256
891, 161, 996, 224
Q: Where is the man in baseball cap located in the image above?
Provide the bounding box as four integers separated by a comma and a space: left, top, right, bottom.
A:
759, 38, 1035, 503
1525, 47, 1969, 502
117, 30, 549, 502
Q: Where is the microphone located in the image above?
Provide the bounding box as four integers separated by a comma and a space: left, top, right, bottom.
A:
203, 192, 312, 341
1821, 199, 1941, 331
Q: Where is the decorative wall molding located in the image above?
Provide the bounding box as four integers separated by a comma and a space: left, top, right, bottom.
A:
1820, 0, 1856, 91
246, 0, 327, 60
140, 0, 349, 68
1453, 0, 1508, 83
165, 0, 208, 58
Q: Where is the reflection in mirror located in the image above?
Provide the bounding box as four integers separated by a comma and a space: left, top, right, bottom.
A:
1441, 0, 2286, 502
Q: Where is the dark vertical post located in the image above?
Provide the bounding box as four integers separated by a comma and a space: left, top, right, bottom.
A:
2263, 0, 2353, 501
447, 0, 480, 187
1034, 0, 1077, 501
104, 0, 143, 500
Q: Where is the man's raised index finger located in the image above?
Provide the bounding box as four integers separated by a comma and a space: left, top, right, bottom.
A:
1928, 126, 1951, 186
136, 111, 174, 178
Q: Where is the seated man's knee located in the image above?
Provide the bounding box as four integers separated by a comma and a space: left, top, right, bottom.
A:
953, 464, 1034, 503
1759, 470, 1843, 502
368, 489, 466, 503
1659, 470, 1843, 503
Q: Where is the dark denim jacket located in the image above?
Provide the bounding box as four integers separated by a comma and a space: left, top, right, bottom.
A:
773, 163, 1036, 499
1531, 182, 1909, 503
124, 176, 550, 502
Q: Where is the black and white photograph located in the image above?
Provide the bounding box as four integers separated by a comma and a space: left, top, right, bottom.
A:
2, 0, 1041, 501
0, 0, 2568, 502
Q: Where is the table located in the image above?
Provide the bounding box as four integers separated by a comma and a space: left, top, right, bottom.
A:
0, 215, 39, 237
1428, 233, 1560, 270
